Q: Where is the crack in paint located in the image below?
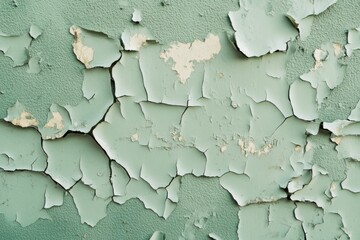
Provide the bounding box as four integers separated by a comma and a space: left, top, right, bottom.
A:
1, 0, 360, 239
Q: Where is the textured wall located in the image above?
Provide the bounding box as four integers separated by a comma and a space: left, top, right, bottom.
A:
1, 0, 360, 239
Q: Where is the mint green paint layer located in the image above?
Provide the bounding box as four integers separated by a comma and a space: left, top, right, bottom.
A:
2, 0, 360, 239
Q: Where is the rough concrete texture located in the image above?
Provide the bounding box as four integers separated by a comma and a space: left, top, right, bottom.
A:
1, 0, 360, 239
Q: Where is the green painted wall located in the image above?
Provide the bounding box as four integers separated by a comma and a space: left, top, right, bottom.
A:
1, 0, 360, 239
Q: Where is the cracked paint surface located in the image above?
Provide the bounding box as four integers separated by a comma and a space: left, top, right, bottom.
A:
1, 0, 360, 239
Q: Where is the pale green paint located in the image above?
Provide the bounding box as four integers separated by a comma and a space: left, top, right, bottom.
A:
1, 0, 360, 239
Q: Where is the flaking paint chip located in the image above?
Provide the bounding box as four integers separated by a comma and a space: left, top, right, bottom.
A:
345, 27, 360, 56
132, 9, 142, 23
229, 0, 297, 57
0, 29, 33, 66
29, 25, 43, 39
121, 27, 155, 51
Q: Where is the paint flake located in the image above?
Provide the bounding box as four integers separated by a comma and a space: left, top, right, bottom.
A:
289, 80, 319, 121
0, 172, 60, 226
29, 25, 43, 39
70, 182, 110, 227
0, 29, 32, 66
229, 0, 297, 57
121, 27, 155, 51
287, 0, 337, 39
300, 43, 346, 106
132, 9, 142, 23
0, 121, 46, 171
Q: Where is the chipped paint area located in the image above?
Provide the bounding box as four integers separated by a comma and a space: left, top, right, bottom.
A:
10, 111, 38, 127
44, 112, 63, 130
128, 34, 148, 51
238, 138, 274, 157
2, 0, 360, 239
5, 101, 38, 128
229, 0, 298, 57
160, 34, 221, 83
70, 26, 94, 68
312, 48, 328, 70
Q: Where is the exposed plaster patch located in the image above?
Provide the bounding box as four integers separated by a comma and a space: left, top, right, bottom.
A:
287, 0, 337, 40
70, 26, 94, 68
121, 27, 155, 51
10, 111, 38, 127
331, 136, 342, 145
131, 133, 139, 142
220, 144, 227, 153
70, 25, 121, 68
44, 112, 63, 130
333, 43, 342, 56
39, 104, 71, 140
237, 138, 274, 156
129, 34, 147, 50
160, 34, 221, 83
5, 101, 38, 128
312, 48, 328, 71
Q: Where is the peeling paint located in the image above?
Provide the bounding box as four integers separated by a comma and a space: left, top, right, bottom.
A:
70, 26, 121, 68
229, 0, 298, 57
121, 27, 155, 51
0, 29, 33, 66
132, 9, 142, 23
44, 112, 63, 130
287, 0, 337, 40
70, 26, 94, 68
160, 34, 221, 83
1, 0, 360, 239
5, 101, 39, 127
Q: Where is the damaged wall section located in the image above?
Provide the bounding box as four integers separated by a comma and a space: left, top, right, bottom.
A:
1, 0, 360, 239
